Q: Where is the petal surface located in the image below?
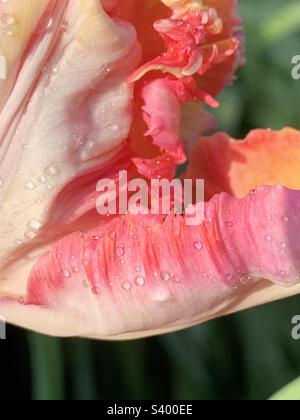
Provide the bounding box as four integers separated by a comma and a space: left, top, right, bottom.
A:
0, 0, 141, 300
2, 1, 298, 341
186, 128, 300, 199
0, 0, 140, 256
1, 186, 300, 338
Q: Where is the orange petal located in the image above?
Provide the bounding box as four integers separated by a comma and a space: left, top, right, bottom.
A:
185, 128, 300, 199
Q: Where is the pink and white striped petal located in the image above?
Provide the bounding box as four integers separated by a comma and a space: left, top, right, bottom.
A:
1, 186, 300, 339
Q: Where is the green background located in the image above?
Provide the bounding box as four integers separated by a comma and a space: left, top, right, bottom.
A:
1, 0, 300, 401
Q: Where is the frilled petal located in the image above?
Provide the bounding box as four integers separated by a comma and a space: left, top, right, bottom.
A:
132, 76, 217, 179
129, 0, 242, 88
128, 0, 243, 179
197, 0, 244, 96
185, 128, 300, 200
1, 186, 300, 338
2, 1, 298, 341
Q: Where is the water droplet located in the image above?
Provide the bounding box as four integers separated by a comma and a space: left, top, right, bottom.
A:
45, 166, 58, 177
115, 247, 125, 257
92, 287, 100, 295
225, 273, 233, 282
24, 231, 37, 240
225, 221, 234, 228
24, 181, 36, 191
279, 270, 285, 277
1, 14, 15, 26
108, 124, 119, 132
38, 176, 47, 184
61, 269, 71, 279
240, 273, 251, 284
161, 272, 171, 282
82, 280, 89, 288
102, 64, 112, 73
27, 219, 42, 232
135, 276, 145, 287
122, 282, 132, 291
109, 231, 116, 239
1, 14, 15, 36
194, 241, 203, 251
172, 275, 181, 283
265, 234, 273, 243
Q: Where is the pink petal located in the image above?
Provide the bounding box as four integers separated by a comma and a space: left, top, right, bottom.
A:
1, 186, 300, 339
0, 0, 141, 259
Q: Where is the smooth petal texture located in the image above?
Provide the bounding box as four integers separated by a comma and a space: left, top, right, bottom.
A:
0, 0, 49, 109
185, 128, 300, 200
1, 186, 300, 338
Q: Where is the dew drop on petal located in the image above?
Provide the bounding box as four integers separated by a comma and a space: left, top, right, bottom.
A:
61, 269, 71, 279
264, 234, 273, 243
24, 181, 36, 191
161, 272, 171, 282
82, 280, 89, 288
38, 176, 47, 184
92, 287, 100, 295
135, 276, 145, 287
225, 273, 233, 282
122, 281, 132, 291
225, 221, 234, 228
45, 166, 59, 177
115, 247, 125, 257
194, 241, 203, 251
24, 231, 37, 240
27, 219, 42, 232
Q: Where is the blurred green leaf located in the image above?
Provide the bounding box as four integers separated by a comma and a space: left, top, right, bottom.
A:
270, 377, 300, 400
68, 340, 98, 400
28, 333, 65, 401
260, 2, 300, 45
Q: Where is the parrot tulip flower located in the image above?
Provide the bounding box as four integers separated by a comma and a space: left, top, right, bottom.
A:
0, 0, 300, 340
